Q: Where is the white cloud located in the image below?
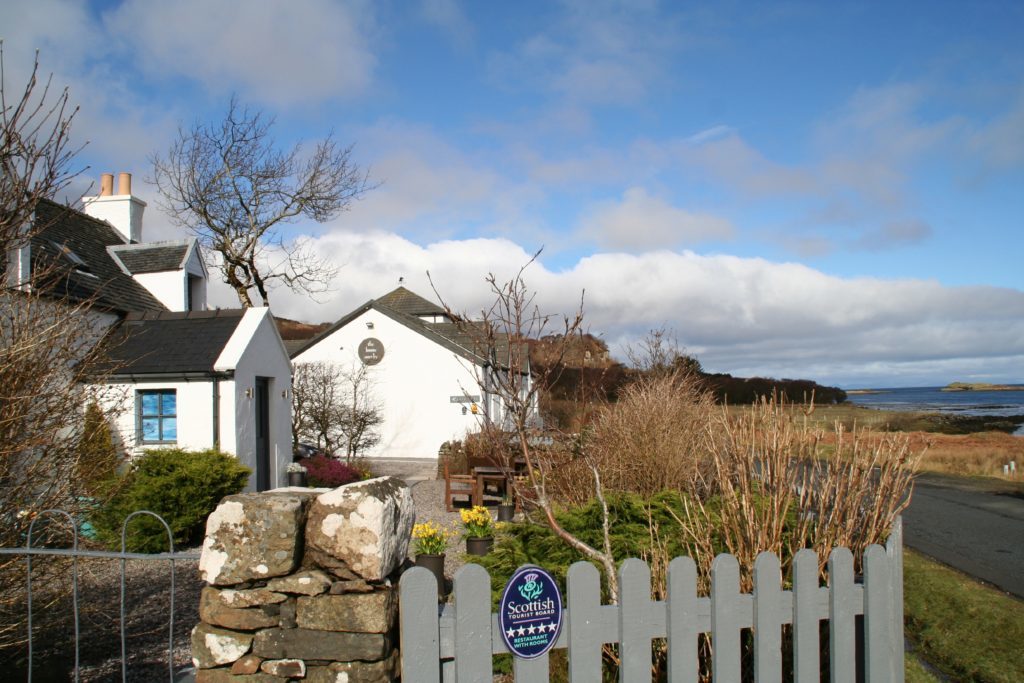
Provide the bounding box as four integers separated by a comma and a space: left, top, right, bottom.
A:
103, 0, 377, 107
487, 1, 679, 107
419, 0, 475, 47
254, 231, 1024, 387
580, 187, 734, 250
855, 220, 932, 251
966, 91, 1024, 170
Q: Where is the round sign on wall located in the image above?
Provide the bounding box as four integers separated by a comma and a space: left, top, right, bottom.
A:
499, 565, 563, 659
358, 338, 384, 365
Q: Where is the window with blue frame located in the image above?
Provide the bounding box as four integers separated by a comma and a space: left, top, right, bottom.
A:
138, 390, 177, 443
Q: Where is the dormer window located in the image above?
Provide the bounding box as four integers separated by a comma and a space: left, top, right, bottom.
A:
48, 239, 91, 273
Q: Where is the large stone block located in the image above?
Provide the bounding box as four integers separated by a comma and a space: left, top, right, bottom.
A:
191, 623, 254, 668
200, 491, 316, 586
305, 651, 399, 683
252, 628, 390, 662
199, 587, 281, 631
304, 477, 414, 581
296, 591, 396, 633
261, 658, 306, 677
207, 586, 289, 608
195, 668, 286, 683
266, 569, 333, 596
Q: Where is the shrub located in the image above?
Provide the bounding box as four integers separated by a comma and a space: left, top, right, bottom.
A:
300, 454, 363, 488
92, 448, 250, 553
588, 370, 717, 498
75, 401, 122, 498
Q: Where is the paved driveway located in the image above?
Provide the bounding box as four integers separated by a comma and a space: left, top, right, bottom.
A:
903, 473, 1024, 597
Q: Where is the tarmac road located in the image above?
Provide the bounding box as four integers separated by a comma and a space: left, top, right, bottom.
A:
903, 472, 1024, 598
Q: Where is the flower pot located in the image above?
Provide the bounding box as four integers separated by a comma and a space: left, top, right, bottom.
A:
465, 536, 494, 556
287, 471, 307, 487
497, 504, 515, 522
415, 553, 447, 600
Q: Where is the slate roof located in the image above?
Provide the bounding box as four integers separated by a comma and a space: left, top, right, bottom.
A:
104, 309, 246, 375
290, 286, 528, 372
30, 199, 167, 314
375, 286, 447, 317
109, 242, 191, 274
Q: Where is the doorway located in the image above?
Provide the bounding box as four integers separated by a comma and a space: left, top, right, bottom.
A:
254, 377, 270, 491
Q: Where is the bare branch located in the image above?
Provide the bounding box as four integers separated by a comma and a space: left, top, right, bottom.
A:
149, 95, 375, 307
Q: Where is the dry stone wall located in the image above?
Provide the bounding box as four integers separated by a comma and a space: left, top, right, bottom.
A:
191, 476, 414, 682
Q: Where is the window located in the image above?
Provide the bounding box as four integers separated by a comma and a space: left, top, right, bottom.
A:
138, 390, 177, 443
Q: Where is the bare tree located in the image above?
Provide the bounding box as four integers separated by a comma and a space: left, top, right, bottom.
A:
292, 361, 382, 462
434, 253, 622, 602
1, 43, 83, 270
1, 46, 125, 654
626, 325, 703, 377
150, 96, 374, 307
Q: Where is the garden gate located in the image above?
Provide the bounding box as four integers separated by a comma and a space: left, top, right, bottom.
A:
400, 519, 905, 682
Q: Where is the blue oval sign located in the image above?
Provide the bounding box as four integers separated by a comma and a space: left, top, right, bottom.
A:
499, 565, 563, 659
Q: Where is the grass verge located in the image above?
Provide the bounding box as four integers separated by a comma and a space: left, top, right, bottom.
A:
904, 549, 1024, 682
905, 654, 940, 683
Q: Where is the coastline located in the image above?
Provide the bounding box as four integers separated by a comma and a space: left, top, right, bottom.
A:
941, 382, 1024, 392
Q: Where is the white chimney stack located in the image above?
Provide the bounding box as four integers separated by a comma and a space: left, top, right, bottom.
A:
82, 171, 146, 243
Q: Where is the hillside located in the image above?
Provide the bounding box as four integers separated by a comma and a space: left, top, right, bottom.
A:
274, 317, 331, 341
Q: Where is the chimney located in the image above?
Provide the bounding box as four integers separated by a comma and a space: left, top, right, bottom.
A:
82, 171, 147, 243
100, 173, 113, 196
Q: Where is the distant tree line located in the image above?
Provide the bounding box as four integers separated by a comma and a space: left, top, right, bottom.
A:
531, 331, 846, 430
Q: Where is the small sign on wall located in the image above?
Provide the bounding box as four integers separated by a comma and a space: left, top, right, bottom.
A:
358, 338, 384, 365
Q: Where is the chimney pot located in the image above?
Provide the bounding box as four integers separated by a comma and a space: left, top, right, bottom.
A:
100, 173, 113, 196
117, 172, 132, 195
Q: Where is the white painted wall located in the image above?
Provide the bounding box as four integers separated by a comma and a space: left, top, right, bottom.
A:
103, 379, 221, 458
81, 193, 145, 243
97, 309, 292, 492
217, 308, 293, 491
293, 309, 488, 459
133, 270, 190, 312
131, 246, 207, 312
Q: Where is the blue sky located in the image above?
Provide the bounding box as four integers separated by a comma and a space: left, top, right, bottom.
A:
3, 0, 1023, 387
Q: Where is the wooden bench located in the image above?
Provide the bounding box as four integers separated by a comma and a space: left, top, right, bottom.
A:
443, 462, 476, 512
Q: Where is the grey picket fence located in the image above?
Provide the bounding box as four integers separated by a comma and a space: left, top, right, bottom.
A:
400, 518, 904, 682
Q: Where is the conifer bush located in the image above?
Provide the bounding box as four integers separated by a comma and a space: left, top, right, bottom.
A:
92, 448, 250, 553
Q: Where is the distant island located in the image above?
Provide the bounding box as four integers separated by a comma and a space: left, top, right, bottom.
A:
846, 389, 890, 395
941, 382, 1024, 392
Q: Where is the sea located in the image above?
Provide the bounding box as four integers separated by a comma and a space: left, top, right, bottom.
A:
846, 385, 1024, 435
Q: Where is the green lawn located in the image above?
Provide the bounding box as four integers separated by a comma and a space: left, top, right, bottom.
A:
904, 549, 1024, 682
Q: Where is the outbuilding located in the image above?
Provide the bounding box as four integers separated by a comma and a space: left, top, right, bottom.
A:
291, 287, 533, 459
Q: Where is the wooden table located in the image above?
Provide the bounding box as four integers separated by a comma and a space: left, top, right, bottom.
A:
471, 466, 510, 507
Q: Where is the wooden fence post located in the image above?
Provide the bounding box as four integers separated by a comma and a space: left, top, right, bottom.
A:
666, 556, 699, 682
711, 553, 743, 681
829, 547, 857, 683
567, 561, 604, 681
453, 564, 492, 682
400, 567, 441, 683
754, 552, 784, 683
792, 548, 822, 682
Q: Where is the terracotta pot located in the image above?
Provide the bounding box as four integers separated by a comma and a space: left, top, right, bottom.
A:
466, 536, 494, 556
497, 504, 515, 522
287, 471, 307, 487
415, 553, 446, 599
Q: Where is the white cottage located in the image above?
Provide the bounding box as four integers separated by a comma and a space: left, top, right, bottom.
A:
291, 287, 533, 459
101, 307, 292, 491
12, 172, 292, 491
